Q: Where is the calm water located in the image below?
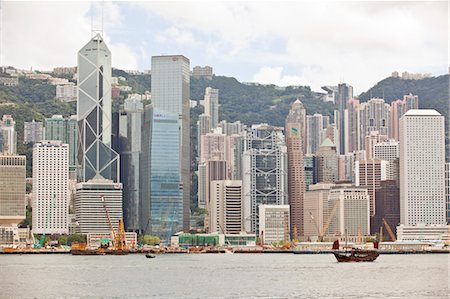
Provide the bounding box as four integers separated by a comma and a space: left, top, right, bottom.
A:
1, 253, 449, 298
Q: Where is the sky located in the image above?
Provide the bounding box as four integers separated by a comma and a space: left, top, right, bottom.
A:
2, 1, 448, 94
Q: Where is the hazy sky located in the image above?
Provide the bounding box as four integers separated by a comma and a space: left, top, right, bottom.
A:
3, 1, 448, 94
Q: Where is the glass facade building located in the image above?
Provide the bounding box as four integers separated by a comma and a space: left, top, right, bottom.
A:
77, 34, 119, 183
150, 109, 183, 243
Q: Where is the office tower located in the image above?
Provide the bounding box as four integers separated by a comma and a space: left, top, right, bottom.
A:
304, 154, 317, 189
259, 205, 290, 244
303, 183, 335, 238
390, 99, 407, 140
335, 83, 353, 154
66, 116, 77, 172
338, 154, 354, 182
325, 186, 370, 236
286, 100, 307, 238
316, 138, 339, 183
372, 180, 400, 238
23, 120, 43, 144
0, 155, 26, 225
200, 132, 227, 162
119, 98, 144, 231
146, 108, 183, 242
203, 87, 219, 129
0, 115, 17, 154
359, 98, 391, 149
323, 123, 339, 152
306, 114, 323, 155
209, 180, 243, 234
346, 98, 360, 153
0, 155, 26, 247
74, 180, 123, 233
45, 115, 77, 172
446, 163, 450, 223
390, 94, 419, 141
404, 93, 419, 110
32, 141, 69, 234
77, 34, 119, 183
399, 110, 445, 226
355, 159, 392, 216
151, 55, 190, 230
373, 139, 400, 162
232, 134, 245, 180
364, 131, 388, 160
243, 124, 288, 234
197, 114, 212, 156
45, 115, 67, 142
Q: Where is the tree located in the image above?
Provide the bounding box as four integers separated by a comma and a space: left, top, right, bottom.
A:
143, 235, 160, 246
67, 234, 86, 245
58, 236, 68, 245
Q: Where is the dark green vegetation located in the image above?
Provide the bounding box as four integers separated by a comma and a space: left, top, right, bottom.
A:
359, 75, 449, 122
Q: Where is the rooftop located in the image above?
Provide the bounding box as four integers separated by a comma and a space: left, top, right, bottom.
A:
403, 109, 441, 116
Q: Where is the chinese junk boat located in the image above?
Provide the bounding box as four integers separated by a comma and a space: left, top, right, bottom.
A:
332, 240, 379, 262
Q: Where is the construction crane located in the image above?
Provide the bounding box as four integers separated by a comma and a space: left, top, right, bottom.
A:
101, 195, 127, 250
382, 218, 396, 241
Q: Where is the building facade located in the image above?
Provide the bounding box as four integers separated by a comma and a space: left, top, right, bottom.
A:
259, 204, 290, 244
243, 124, 288, 234
32, 141, 69, 234
286, 100, 307, 238
0, 155, 26, 225
151, 55, 190, 230
23, 120, 43, 144
0, 115, 17, 154
209, 180, 243, 234
399, 110, 446, 226
77, 34, 119, 183
203, 87, 219, 129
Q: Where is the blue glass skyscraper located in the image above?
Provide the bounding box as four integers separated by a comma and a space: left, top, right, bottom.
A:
149, 108, 183, 242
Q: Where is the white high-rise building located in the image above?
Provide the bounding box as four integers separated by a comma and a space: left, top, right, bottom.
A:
445, 163, 450, 224
204, 87, 219, 129
23, 120, 43, 144
32, 141, 69, 235
399, 109, 445, 226
0, 115, 17, 154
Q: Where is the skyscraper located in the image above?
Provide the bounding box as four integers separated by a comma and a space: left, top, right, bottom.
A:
32, 141, 69, 235
151, 55, 190, 230
0, 115, 17, 154
399, 109, 445, 226
359, 98, 391, 146
242, 124, 288, 234
204, 87, 219, 129
0, 155, 26, 225
23, 120, 43, 144
119, 98, 144, 231
77, 34, 119, 183
45, 115, 67, 142
306, 113, 323, 155
335, 83, 353, 154
75, 34, 122, 234
209, 180, 243, 234
316, 138, 339, 183
286, 100, 307, 238
149, 108, 183, 242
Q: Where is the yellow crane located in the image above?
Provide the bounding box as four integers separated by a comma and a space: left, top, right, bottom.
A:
101, 195, 127, 251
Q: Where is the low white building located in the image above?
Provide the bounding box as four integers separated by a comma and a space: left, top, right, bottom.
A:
396, 224, 450, 242
259, 205, 290, 245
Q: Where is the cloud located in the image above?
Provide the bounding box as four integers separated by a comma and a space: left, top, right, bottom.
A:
136, 1, 448, 93
156, 27, 196, 47
253, 67, 302, 87
3, 2, 139, 71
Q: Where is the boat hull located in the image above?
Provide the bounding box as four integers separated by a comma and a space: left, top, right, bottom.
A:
333, 250, 379, 262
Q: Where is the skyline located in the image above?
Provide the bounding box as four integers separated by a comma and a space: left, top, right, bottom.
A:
3, 1, 448, 94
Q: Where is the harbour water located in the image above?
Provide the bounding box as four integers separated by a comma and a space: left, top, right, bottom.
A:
1, 254, 449, 298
